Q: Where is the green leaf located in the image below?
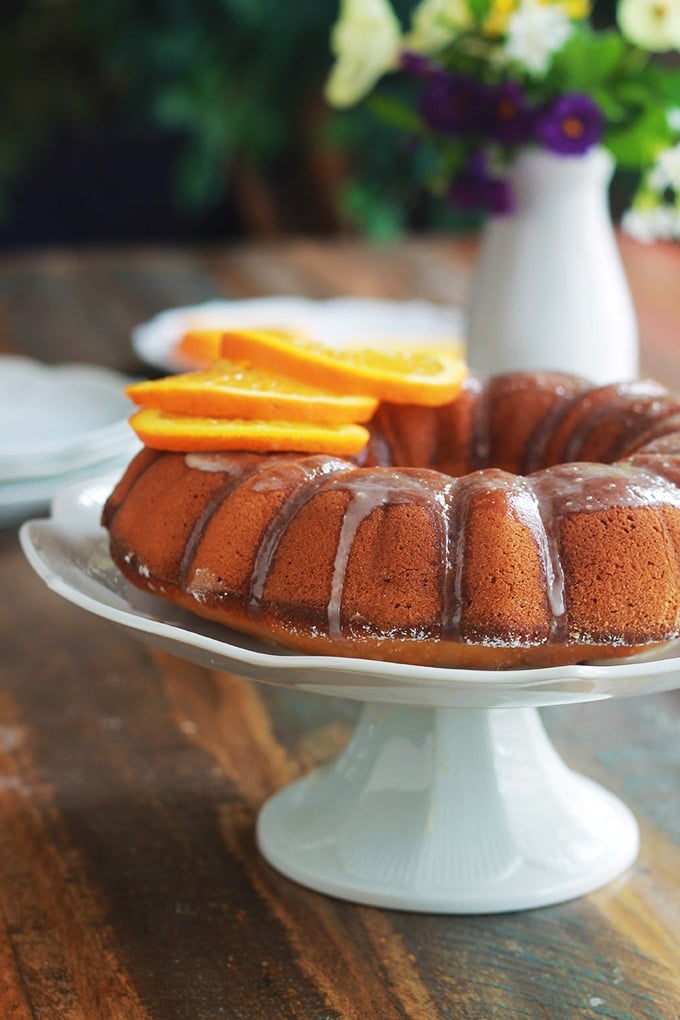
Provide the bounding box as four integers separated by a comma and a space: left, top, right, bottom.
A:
549, 27, 627, 91
366, 93, 423, 134
642, 64, 680, 102
612, 79, 661, 107
467, 0, 492, 22
339, 180, 407, 241
589, 87, 627, 121
605, 106, 672, 167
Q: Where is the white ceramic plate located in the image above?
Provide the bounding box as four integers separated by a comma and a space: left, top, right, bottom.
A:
0, 445, 139, 529
132, 297, 464, 372
0, 357, 136, 481
19, 473, 680, 710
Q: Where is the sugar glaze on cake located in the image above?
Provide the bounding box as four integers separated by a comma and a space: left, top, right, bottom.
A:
103, 372, 680, 668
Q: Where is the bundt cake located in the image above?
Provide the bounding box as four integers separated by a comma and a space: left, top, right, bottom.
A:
102, 371, 680, 669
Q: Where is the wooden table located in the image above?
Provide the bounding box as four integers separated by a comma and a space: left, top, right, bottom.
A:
1, 235, 680, 1019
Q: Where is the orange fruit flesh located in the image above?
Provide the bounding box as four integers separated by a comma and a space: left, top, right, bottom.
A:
173, 330, 222, 368
130, 408, 370, 456
175, 327, 301, 369
126, 359, 378, 424
219, 329, 467, 406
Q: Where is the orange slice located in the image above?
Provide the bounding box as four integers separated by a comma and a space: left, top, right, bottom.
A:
129, 408, 369, 455
174, 330, 223, 368
219, 329, 466, 406
126, 360, 378, 424
175, 327, 301, 369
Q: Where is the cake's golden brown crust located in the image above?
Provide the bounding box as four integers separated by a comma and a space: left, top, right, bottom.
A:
103, 372, 680, 669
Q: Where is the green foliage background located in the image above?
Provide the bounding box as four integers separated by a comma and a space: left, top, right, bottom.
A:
2, 0, 489, 240
0, 0, 632, 240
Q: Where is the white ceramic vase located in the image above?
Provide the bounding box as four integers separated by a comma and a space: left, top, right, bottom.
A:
465, 146, 639, 384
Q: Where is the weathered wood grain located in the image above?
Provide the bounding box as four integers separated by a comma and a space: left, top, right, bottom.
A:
1, 239, 679, 1018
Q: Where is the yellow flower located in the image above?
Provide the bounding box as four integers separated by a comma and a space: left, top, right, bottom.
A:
325, 0, 402, 108
405, 0, 474, 54
562, 0, 591, 16
484, 0, 518, 36
483, 0, 590, 36
617, 0, 680, 51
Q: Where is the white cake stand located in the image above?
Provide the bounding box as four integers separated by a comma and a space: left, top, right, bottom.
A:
20, 473, 680, 913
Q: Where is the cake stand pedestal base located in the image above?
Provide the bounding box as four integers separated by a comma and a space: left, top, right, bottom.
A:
257, 704, 639, 913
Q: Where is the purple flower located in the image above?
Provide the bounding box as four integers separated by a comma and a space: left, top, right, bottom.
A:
400, 51, 437, 79
448, 151, 516, 215
537, 93, 604, 155
484, 81, 537, 146
420, 72, 486, 136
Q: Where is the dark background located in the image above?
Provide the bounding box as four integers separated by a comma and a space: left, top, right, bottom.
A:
0, 0, 623, 250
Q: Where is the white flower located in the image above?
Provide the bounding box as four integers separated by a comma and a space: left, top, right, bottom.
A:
622, 204, 677, 242
649, 143, 680, 191
405, 0, 473, 54
325, 0, 402, 108
617, 0, 680, 52
503, 0, 574, 75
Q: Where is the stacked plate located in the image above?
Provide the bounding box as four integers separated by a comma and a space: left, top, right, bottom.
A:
0, 357, 140, 527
